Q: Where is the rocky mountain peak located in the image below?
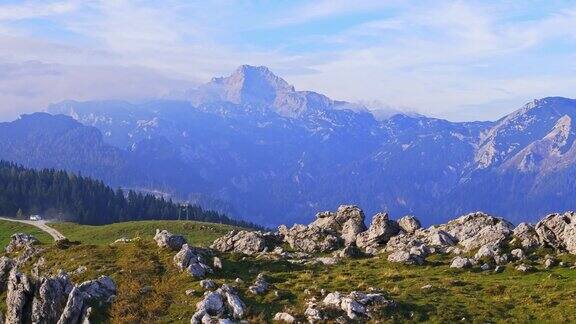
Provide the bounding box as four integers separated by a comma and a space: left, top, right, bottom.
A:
474, 97, 576, 169
207, 65, 295, 107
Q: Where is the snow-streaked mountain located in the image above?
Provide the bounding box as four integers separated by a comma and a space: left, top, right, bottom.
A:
8, 66, 576, 226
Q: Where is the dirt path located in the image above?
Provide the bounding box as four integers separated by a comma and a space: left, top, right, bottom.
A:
0, 217, 66, 241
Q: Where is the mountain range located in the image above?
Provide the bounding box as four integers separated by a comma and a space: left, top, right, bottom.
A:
1, 65, 575, 226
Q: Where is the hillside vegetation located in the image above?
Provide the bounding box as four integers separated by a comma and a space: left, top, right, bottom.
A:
3, 228, 576, 322
0, 220, 52, 247
0, 161, 258, 228
49, 220, 238, 246
0, 217, 575, 322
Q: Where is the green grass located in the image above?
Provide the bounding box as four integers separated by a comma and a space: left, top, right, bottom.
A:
48, 220, 238, 246
0, 220, 53, 247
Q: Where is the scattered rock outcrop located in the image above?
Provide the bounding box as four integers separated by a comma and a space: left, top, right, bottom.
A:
534, 212, 576, 254
5, 233, 39, 253
191, 284, 247, 323
450, 256, 475, 269
512, 223, 540, 249
279, 224, 341, 253
398, 215, 421, 234
153, 229, 187, 251
208, 205, 576, 275
174, 244, 212, 278
305, 290, 394, 322
5, 270, 35, 324
200, 279, 217, 291
248, 273, 270, 295
211, 230, 281, 255
31, 271, 73, 323
273, 312, 296, 323
3, 266, 115, 324
384, 227, 455, 264
279, 205, 368, 253
437, 212, 514, 251
474, 243, 509, 265
356, 213, 399, 251
0, 256, 15, 292
387, 250, 425, 265
57, 275, 117, 324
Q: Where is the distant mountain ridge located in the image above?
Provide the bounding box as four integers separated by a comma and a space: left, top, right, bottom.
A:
2, 65, 575, 226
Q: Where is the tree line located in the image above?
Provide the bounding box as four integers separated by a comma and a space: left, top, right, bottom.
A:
0, 161, 260, 228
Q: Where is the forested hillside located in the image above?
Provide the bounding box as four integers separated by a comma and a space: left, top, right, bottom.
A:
0, 161, 257, 228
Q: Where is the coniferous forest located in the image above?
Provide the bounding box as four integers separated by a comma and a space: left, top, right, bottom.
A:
0, 160, 259, 228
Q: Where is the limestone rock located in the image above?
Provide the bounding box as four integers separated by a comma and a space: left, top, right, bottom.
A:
174, 244, 212, 278
220, 284, 246, 320
248, 273, 270, 295
510, 248, 525, 260
516, 264, 534, 272
0, 256, 15, 292
450, 256, 475, 269
320, 290, 394, 320
153, 229, 187, 251
304, 303, 323, 322
544, 257, 556, 269
211, 230, 281, 255
333, 243, 362, 259
57, 276, 117, 324
213, 257, 223, 270
474, 243, 500, 260
279, 205, 373, 253
387, 251, 425, 265
200, 279, 217, 290
384, 227, 456, 261
474, 244, 510, 265
273, 312, 296, 323
32, 272, 73, 324
356, 213, 399, 249
438, 212, 513, 251
336, 206, 367, 245
5, 270, 35, 324
191, 284, 246, 323
5, 233, 39, 253
341, 218, 367, 247
398, 215, 421, 234
279, 224, 341, 253
535, 212, 576, 254
513, 223, 540, 249
314, 257, 339, 266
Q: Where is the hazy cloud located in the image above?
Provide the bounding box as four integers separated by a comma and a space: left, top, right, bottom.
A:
0, 1, 575, 121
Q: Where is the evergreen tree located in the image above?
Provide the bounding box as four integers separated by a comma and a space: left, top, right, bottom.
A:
0, 161, 261, 229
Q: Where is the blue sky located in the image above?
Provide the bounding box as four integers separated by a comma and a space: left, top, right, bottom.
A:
0, 0, 575, 121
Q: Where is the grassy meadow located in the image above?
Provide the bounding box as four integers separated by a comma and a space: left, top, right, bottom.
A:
48, 220, 238, 246
0, 220, 53, 247
1, 220, 576, 322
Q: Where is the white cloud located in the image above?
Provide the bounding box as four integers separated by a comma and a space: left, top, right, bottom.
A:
0, 61, 194, 121
0, 1, 575, 122
0, 1, 77, 21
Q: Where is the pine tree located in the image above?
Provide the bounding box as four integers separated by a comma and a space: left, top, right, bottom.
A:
0, 161, 261, 229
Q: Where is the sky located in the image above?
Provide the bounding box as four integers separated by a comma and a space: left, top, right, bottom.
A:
0, 0, 576, 121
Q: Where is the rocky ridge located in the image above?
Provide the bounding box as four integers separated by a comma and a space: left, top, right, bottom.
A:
213, 206, 576, 269
0, 234, 117, 323
175, 207, 576, 321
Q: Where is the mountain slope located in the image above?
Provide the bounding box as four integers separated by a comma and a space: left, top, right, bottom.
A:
17, 66, 576, 226
0, 161, 257, 227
